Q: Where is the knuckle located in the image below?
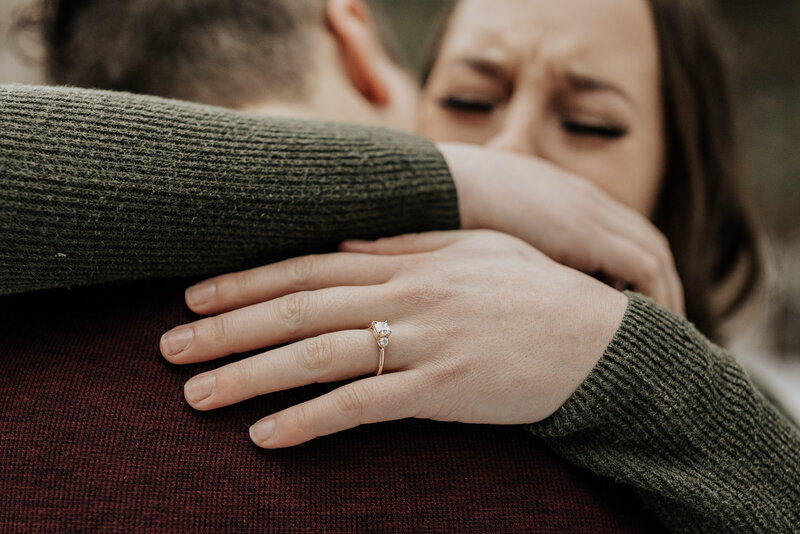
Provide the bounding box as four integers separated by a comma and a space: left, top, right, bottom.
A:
293, 402, 314, 436
388, 233, 421, 251
213, 272, 250, 302
228, 359, 255, 390
656, 231, 672, 253
206, 314, 231, 344
649, 231, 673, 262
298, 336, 334, 373
334, 387, 364, 422
400, 282, 451, 308
415, 366, 463, 420
276, 291, 312, 333
231, 271, 253, 299
638, 254, 661, 285
286, 255, 316, 289
429, 358, 466, 387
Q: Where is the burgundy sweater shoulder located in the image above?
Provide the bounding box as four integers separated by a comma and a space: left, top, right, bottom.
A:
0, 281, 662, 532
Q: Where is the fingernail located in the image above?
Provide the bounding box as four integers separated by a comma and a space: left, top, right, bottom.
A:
186, 281, 216, 308
250, 419, 276, 444
184, 374, 215, 403
160, 327, 194, 357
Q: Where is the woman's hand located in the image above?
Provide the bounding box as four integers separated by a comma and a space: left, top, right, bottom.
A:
160, 230, 628, 448
440, 143, 684, 315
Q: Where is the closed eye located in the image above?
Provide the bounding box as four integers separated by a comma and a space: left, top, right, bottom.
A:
439, 96, 496, 114
562, 120, 627, 139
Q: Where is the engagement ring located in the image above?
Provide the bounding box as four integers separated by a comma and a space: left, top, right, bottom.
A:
369, 321, 391, 376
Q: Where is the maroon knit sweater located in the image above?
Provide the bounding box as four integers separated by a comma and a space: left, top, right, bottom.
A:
0, 279, 664, 532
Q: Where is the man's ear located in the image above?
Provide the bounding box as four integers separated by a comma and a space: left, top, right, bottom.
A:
326, 0, 389, 106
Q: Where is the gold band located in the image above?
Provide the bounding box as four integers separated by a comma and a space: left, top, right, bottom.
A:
369, 321, 391, 376
376, 347, 385, 376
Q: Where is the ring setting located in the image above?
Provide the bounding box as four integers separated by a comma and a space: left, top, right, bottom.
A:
369, 321, 391, 376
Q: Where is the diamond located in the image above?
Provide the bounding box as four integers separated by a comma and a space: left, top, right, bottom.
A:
378, 337, 389, 348
372, 321, 391, 337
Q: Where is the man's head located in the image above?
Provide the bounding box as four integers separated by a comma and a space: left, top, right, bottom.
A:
35, 0, 418, 129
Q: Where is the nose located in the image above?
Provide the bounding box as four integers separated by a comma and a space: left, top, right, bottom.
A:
485, 99, 543, 157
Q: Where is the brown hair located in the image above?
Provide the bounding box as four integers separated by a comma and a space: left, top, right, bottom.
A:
20, 0, 405, 108
28, 0, 326, 108
647, 0, 760, 339
424, 0, 761, 340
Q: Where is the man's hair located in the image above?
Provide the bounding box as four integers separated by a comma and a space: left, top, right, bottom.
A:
33, 0, 327, 108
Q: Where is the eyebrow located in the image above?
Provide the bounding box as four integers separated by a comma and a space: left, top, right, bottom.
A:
453, 56, 635, 109
456, 57, 515, 82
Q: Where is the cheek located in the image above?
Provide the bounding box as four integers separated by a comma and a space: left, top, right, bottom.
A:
416, 89, 666, 219
617, 130, 666, 218
549, 137, 664, 217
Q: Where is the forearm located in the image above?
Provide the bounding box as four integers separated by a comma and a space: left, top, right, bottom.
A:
527, 293, 800, 533
0, 85, 459, 295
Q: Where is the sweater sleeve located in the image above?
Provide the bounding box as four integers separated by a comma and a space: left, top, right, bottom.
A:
0, 85, 459, 295
526, 292, 800, 533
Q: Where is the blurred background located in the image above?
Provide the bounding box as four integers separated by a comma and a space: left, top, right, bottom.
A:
1, 0, 798, 415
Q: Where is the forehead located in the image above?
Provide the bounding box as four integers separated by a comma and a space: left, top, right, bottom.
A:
442, 0, 660, 87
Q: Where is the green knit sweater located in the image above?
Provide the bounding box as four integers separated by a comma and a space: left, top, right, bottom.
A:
0, 85, 458, 294
1, 85, 798, 533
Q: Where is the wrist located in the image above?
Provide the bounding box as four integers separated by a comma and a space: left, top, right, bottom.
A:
552, 278, 629, 415
436, 142, 487, 230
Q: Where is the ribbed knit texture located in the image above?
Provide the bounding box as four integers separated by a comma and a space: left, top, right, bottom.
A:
2, 85, 798, 532
528, 292, 800, 533
0, 85, 459, 295
0, 280, 665, 533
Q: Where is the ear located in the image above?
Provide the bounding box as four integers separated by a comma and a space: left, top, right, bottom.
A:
326, 0, 389, 106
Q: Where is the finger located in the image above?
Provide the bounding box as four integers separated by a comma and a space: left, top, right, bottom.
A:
597, 233, 674, 311
183, 329, 403, 411
670, 268, 686, 317
340, 231, 472, 255
594, 206, 684, 314
186, 253, 400, 315
249, 371, 423, 448
161, 284, 393, 364
623, 226, 683, 315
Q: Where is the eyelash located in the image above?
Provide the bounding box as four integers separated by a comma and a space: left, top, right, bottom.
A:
439, 97, 628, 139
439, 96, 496, 114
561, 120, 627, 139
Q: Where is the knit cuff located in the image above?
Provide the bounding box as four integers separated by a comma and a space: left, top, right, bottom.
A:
527, 291, 702, 437
526, 292, 800, 532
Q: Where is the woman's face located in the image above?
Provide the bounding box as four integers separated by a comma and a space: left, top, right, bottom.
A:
419, 0, 665, 216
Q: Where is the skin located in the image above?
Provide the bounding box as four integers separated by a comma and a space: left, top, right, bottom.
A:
248, 0, 684, 311
245, 0, 419, 131
160, 0, 684, 448
164, 231, 627, 448
420, 0, 666, 216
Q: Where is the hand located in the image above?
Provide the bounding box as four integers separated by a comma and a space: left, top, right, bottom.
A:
440, 143, 684, 315
160, 230, 628, 448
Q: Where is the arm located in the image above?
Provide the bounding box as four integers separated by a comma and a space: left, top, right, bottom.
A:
1, 87, 683, 310
0, 85, 459, 295
153, 230, 798, 532
527, 292, 800, 533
